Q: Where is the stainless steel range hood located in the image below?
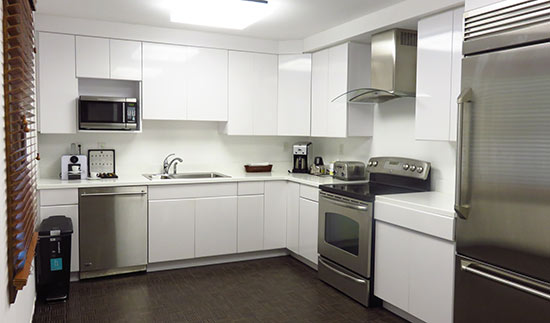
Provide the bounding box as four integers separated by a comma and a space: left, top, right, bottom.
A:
333, 29, 417, 104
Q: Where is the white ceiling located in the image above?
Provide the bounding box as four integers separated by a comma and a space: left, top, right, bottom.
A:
36, 0, 404, 40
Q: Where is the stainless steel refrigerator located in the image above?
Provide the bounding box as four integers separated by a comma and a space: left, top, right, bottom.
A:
455, 1, 550, 322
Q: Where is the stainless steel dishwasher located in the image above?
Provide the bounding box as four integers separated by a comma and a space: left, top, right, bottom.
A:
79, 186, 148, 279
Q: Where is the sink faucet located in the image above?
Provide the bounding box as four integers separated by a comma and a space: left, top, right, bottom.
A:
163, 153, 184, 175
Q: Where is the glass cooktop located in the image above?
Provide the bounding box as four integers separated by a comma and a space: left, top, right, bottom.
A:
320, 182, 423, 202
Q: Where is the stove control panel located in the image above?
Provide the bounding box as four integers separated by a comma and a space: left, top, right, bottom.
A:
366, 157, 431, 180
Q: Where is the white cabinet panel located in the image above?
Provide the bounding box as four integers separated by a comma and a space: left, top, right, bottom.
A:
286, 182, 300, 253
237, 195, 264, 253
195, 197, 238, 257
277, 54, 311, 136
110, 39, 142, 81
149, 183, 237, 200
227, 51, 278, 135
449, 7, 464, 141
75, 36, 110, 79
39, 189, 79, 206
374, 221, 411, 310
37, 32, 78, 134
327, 44, 349, 138
238, 181, 264, 196
227, 51, 255, 135
465, 0, 502, 11
39, 205, 79, 272
264, 181, 287, 250
299, 198, 319, 264
148, 200, 195, 263
310, 49, 329, 137
409, 233, 455, 323
187, 47, 228, 121
142, 42, 187, 120
299, 185, 319, 202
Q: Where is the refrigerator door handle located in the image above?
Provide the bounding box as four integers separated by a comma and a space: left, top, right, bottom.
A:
461, 259, 550, 301
455, 88, 473, 220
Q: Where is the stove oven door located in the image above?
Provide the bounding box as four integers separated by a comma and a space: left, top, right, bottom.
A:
319, 192, 373, 278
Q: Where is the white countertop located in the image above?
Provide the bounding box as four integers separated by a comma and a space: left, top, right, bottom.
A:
375, 191, 456, 218
37, 169, 346, 190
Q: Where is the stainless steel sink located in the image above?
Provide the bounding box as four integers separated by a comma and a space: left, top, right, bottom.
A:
143, 172, 230, 180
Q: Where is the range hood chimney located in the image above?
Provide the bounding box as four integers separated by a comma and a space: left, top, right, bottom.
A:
333, 29, 417, 104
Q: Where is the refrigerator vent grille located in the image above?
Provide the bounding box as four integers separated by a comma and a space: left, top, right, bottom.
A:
464, 0, 550, 41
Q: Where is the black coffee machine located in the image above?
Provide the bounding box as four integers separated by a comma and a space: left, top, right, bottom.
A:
292, 142, 312, 173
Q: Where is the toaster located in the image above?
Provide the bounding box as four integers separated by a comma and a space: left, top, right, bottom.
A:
334, 161, 366, 181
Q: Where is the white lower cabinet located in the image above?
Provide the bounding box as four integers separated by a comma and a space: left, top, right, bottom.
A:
374, 220, 455, 323
298, 197, 319, 265
237, 195, 264, 253
286, 182, 300, 254
39, 205, 79, 272
264, 181, 287, 249
195, 196, 238, 257
148, 199, 195, 263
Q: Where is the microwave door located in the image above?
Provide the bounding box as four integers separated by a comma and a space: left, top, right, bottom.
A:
79, 100, 126, 130
456, 41, 550, 284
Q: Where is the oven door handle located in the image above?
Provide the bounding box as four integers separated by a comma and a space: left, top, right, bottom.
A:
321, 195, 368, 211
319, 258, 367, 284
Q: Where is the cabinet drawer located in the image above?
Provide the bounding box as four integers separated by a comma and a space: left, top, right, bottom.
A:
149, 183, 237, 200
39, 189, 79, 206
238, 181, 264, 195
375, 200, 455, 241
299, 184, 319, 202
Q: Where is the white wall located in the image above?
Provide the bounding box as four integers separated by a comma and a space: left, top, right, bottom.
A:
465, 0, 502, 11
0, 6, 37, 323
38, 121, 302, 178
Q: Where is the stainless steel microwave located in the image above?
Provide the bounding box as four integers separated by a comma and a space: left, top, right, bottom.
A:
78, 96, 138, 131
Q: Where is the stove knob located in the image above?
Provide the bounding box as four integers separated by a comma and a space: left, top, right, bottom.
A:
410, 165, 417, 172
403, 164, 409, 170
417, 166, 424, 173
373, 161, 378, 167
368, 161, 373, 167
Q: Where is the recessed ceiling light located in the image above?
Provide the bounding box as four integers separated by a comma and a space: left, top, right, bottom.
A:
168, 0, 275, 30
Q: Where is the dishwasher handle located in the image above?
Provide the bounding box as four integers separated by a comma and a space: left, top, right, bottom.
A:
80, 191, 147, 197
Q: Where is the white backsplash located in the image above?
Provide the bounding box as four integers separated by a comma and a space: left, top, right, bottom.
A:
39, 99, 456, 193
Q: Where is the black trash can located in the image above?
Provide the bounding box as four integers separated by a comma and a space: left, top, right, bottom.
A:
36, 216, 73, 302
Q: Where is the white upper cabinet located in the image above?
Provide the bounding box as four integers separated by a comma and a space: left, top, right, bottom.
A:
277, 54, 312, 136
76, 36, 142, 80
311, 42, 373, 138
186, 47, 228, 121
226, 51, 278, 136
415, 7, 464, 141
110, 39, 142, 81
142, 42, 187, 120
37, 32, 78, 134
465, 0, 502, 11
76, 36, 110, 79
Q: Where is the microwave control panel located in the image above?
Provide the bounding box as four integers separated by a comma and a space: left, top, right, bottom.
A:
126, 103, 137, 123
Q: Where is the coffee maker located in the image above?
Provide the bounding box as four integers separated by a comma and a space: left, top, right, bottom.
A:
292, 142, 312, 173
61, 155, 88, 180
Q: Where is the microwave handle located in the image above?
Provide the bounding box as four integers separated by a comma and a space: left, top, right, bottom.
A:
122, 102, 127, 124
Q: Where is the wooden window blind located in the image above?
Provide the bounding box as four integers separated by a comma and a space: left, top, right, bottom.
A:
3, 0, 38, 303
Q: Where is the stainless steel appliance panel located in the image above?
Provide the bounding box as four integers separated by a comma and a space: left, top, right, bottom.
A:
319, 192, 373, 278
456, 41, 550, 283
79, 186, 147, 277
455, 255, 550, 323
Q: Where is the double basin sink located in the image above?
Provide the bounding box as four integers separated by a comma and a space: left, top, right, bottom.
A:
143, 172, 230, 180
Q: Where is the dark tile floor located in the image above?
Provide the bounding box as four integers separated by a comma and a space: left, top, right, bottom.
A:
33, 256, 405, 323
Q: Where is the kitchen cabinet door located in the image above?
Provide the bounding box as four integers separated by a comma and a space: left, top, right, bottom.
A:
195, 196, 238, 257
264, 181, 287, 249
286, 182, 300, 253
253, 53, 278, 135
409, 232, 455, 323
37, 32, 78, 134
148, 199, 195, 263
227, 51, 255, 135
374, 221, 411, 311
39, 205, 79, 272
415, 8, 464, 141
310, 49, 329, 137
75, 36, 110, 79
237, 195, 264, 253
187, 47, 228, 121
277, 54, 312, 136
326, 44, 349, 138
142, 42, 187, 120
110, 39, 142, 81
299, 198, 319, 264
